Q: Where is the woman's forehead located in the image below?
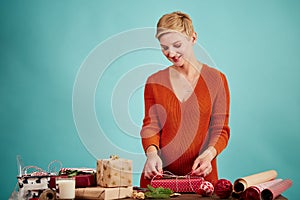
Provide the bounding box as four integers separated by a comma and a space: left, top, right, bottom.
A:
159, 32, 189, 45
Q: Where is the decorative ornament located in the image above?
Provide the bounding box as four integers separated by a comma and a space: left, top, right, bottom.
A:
214, 179, 233, 199
196, 181, 214, 196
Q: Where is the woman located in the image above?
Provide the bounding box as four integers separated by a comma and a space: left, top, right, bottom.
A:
140, 11, 230, 187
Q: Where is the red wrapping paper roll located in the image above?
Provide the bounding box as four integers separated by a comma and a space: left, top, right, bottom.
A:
242, 179, 282, 200
261, 179, 292, 200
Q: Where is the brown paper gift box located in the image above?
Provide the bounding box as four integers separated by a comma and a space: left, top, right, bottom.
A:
97, 158, 132, 187
75, 186, 133, 200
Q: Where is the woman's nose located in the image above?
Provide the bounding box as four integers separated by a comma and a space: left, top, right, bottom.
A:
167, 49, 176, 57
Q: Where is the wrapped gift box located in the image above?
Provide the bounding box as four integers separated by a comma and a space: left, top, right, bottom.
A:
97, 158, 132, 187
17, 174, 51, 199
151, 177, 204, 193
75, 186, 133, 200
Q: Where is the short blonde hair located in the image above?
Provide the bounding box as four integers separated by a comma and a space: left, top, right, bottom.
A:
156, 11, 195, 39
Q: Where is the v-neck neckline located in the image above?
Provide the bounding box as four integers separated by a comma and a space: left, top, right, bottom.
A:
168, 64, 205, 104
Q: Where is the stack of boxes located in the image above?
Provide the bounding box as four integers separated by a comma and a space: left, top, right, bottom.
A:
75, 156, 133, 200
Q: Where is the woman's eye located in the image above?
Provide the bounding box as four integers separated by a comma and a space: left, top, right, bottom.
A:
162, 46, 168, 51
174, 43, 182, 48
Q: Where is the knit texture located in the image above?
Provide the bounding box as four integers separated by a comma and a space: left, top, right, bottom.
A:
140, 64, 230, 187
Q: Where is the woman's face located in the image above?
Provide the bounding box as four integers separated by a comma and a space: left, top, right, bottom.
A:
159, 31, 195, 67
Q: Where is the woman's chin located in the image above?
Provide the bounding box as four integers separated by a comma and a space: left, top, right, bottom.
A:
173, 62, 184, 67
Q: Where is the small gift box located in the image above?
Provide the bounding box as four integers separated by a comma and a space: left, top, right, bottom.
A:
75, 186, 133, 200
150, 173, 204, 193
97, 156, 132, 187
49, 168, 96, 188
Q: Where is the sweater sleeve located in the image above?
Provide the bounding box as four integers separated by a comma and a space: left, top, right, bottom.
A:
208, 73, 230, 155
140, 77, 163, 152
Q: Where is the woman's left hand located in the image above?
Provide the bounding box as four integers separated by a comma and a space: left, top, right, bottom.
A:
191, 146, 217, 177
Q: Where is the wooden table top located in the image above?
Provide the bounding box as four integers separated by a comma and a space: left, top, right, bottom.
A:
124, 193, 287, 200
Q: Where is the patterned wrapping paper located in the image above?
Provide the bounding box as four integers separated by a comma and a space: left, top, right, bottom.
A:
75, 186, 133, 200
97, 158, 132, 187
17, 175, 51, 199
233, 170, 278, 194
241, 179, 282, 200
151, 177, 204, 193
261, 179, 292, 200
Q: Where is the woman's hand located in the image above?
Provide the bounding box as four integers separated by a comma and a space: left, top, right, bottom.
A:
143, 145, 163, 179
191, 146, 217, 177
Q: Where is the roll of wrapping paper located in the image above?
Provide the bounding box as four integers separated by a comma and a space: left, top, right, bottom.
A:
261, 179, 292, 200
39, 189, 56, 200
242, 179, 282, 200
233, 170, 277, 193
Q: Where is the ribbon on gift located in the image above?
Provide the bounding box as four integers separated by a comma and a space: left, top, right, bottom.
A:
150, 171, 204, 193
21, 160, 62, 177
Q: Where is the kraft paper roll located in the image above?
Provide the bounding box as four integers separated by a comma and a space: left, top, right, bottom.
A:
39, 189, 56, 200
261, 179, 292, 200
242, 179, 282, 200
233, 170, 277, 193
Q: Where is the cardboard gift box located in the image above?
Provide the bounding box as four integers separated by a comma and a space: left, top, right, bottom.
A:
75, 186, 133, 200
97, 157, 132, 187
151, 177, 204, 193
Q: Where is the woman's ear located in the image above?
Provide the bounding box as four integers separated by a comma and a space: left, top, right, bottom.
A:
191, 32, 197, 44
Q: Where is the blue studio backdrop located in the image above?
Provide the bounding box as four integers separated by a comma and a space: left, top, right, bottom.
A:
1, 1, 299, 199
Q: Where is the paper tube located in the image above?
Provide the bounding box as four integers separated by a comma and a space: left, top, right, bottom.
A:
233, 170, 277, 193
261, 179, 292, 200
242, 179, 282, 200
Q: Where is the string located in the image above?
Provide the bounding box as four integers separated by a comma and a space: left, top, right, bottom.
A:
47, 160, 62, 175
22, 165, 47, 176
118, 160, 123, 199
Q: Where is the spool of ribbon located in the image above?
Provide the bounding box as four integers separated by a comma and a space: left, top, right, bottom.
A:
39, 189, 56, 200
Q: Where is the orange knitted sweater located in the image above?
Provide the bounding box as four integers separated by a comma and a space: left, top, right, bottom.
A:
140, 64, 230, 187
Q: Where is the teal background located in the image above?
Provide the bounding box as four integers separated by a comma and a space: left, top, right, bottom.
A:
1, 0, 299, 199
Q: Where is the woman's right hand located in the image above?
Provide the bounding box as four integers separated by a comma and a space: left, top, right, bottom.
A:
143, 146, 163, 179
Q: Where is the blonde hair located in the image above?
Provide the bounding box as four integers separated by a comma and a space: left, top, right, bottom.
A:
156, 11, 195, 39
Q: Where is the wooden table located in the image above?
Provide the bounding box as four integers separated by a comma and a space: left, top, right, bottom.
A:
74, 187, 288, 200
124, 194, 287, 200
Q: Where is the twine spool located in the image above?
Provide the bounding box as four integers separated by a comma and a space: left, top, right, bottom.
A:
39, 189, 56, 200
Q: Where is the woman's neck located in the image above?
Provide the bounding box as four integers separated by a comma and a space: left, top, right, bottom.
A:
173, 59, 203, 82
